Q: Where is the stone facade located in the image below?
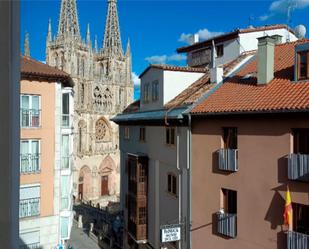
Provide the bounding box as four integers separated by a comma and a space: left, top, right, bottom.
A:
46, 0, 133, 205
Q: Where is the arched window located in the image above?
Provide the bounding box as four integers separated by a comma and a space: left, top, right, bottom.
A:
78, 120, 87, 153
77, 56, 80, 76
81, 57, 85, 78
95, 118, 110, 142
80, 83, 85, 106
54, 52, 58, 68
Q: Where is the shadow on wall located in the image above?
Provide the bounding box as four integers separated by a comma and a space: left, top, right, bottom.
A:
277, 156, 289, 183
264, 190, 285, 230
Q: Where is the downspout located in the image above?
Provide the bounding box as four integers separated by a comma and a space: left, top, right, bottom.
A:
187, 113, 192, 249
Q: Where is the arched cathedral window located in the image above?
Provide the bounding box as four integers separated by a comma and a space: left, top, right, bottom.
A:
81, 57, 85, 78
80, 83, 85, 106
94, 86, 103, 107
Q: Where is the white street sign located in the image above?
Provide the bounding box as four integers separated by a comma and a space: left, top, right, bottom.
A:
161, 226, 181, 243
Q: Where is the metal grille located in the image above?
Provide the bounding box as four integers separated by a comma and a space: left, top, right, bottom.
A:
20, 109, 41, 127
19, 198, 40, 218
20, 154, 40, 174
19, 243, 40, 249
288, 231, 309, 249
288, 154, 309, 181
217, 213, 237, 238
218, 149, 238, 172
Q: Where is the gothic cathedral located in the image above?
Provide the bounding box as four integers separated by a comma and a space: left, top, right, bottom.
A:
46, 0, 133, 205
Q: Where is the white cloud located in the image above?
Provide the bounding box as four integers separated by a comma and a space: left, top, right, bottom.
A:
260, 0, 309, 20
132, 72, 141, 87
178, 28, 223, 45
145, 53, 186, 64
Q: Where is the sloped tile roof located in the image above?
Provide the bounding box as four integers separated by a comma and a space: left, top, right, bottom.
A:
165, 52, 255, 109
191, 40, 309, 114
21, 56, 74, 87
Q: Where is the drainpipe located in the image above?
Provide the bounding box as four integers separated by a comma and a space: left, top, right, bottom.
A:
187, 114, 192, 249
177, 128, 182, 249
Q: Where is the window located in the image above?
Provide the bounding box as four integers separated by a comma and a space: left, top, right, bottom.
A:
292, 203, 309, 235
61, 176, 70, 210
19, 185, 40, 218
293, 129, 309, 154
139, 127, 146, 142
221, 188, 237, 214
216, 44, 224, 58
152, 80, 159, 101
62, 93, 70, 127
166, 127, 175, 146
21, 95, 40, 127
167, 173, 177, 196
60, 216, 70, 239
124, 127, 130, 140
61, 135, 70, 169
223, 127, 237, 149
20, 140, 40, 174
143, 83, 150, 103
298, 51, 309, 80
19, 231, 40, 249
139, 207, 147, 225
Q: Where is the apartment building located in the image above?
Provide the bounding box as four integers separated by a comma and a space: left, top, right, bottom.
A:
19, 56, 74, 249
177, 24, 297, 68
113, 25, 295, 249
189, 38, 309, 248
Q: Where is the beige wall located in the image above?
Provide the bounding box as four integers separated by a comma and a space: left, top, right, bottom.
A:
20, 79, 56, 217
191, 115, 309, 249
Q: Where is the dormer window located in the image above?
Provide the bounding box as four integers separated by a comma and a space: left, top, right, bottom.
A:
297, 50, 309, 80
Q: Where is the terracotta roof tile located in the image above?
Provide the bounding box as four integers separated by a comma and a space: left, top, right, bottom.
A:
21, 56, 73, 87
191, 40, 309, 114
165, 52, 255, 109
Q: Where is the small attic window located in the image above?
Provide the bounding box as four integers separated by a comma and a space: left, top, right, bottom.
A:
297, 50, 309, 80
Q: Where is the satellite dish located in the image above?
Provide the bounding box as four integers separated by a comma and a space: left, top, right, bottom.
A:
295, 25, 307, 39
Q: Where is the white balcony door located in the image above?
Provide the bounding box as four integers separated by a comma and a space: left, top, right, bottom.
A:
20, 140, 40, 173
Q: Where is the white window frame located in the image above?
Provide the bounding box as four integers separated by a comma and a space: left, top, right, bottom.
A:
20, 94, 41, 128
20, 139, 41, 174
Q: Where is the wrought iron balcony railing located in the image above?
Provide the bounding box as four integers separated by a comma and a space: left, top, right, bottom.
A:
20, 109, 41, 128
20, 154, 40, 174
288, 231, 309, 249
19, 243, 40, 249
217, 213, 237, 238
218, 149, 238, 172
288, 154, 309, 182
19, 197, 40, 218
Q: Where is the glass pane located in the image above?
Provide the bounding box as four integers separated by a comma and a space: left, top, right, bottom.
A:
32, 96, 39, 110
21, 96, 29, 110
21, 141, 29, 154
62, 93, 69, 114
60, 217, 69, 238
31, 141, 39, 154
62, 135, 69, 156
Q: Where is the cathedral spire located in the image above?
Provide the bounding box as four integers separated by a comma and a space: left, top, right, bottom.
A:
125, 38, 131, 57
24, 31, 30, 57
57, 0, 80, 40
47, 18, 52, 44
94, 35, 98, 53
86, 23, 91, 47
102, 0, 123, 56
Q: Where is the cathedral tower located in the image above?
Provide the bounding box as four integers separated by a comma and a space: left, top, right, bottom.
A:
46, 0, 133, 205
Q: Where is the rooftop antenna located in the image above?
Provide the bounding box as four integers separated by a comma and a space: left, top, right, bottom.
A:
286, 0, 294, 42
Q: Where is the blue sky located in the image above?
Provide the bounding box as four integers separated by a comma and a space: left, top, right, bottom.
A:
21, 0, 309, 99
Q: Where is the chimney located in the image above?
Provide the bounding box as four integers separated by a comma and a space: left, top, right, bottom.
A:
193, 34, 199, 44
257, 36, 275, 84
210, 66, 223, 84
271, 34, 282, 45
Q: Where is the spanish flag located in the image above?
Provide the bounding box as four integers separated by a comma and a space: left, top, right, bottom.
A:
284, 186, 293, 231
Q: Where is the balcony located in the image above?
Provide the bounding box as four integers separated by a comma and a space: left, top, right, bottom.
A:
288, 231, 309, 249
20, 109, 41, 128
288, 154, 309, 182
217, 213, 237, 238
20, 154, 40, 174
218, 149, 238, 172
62, 114, 73, 128
19, 243, 40, 249
19, 197, 40, 218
